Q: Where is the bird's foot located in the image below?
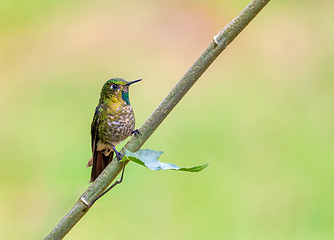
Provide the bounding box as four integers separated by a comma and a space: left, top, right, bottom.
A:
132, 129, 142, 137
113, 149, 124, 160
112, 145, 124, 160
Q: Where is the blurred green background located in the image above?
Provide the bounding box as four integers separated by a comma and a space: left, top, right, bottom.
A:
1, 0, 334, 239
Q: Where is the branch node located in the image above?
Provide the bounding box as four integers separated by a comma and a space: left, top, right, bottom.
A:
213, 35, 219, 45
79, 196, 90, 207
213, 25, 228, 45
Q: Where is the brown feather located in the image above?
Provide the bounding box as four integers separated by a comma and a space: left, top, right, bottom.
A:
90, 151, 114, 183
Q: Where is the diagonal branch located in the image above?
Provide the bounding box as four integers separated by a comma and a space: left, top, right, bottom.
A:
44, 1, 270, 239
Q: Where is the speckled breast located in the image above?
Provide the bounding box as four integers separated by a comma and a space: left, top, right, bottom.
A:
99, 105, 135, 146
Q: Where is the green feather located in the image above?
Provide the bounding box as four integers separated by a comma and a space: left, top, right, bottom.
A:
121, 91, 130, 105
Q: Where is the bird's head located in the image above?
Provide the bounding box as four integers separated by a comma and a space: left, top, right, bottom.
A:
99, 78, 141, 105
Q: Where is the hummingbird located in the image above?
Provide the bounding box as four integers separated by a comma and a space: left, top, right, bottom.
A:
87, 78, 141, 183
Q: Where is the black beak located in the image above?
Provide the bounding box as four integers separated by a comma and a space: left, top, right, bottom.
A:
126, 79, 142, 86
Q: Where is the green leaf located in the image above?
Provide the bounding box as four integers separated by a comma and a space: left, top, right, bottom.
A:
123, 149, 208, 172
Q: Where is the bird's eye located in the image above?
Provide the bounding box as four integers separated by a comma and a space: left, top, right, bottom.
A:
111, 84, 118, 90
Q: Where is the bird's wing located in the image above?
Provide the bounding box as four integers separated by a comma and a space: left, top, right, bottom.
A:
91, 106, 102, 153
90, 106, 102, 182
89, 106, 114, 182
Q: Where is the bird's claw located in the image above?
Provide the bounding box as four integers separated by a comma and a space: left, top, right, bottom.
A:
132, 129, 142, 137
115, 151, 124, 160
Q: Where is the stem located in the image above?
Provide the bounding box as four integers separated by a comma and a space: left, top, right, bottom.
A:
44, 1, 270, 239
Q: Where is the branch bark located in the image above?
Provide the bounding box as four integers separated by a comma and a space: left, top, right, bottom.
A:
45, 1, 271, 239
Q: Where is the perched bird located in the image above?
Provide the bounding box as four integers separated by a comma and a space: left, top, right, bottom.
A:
87, 78, 141, 182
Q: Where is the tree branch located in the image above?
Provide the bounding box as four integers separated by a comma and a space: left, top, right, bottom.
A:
44, 1, 271, 239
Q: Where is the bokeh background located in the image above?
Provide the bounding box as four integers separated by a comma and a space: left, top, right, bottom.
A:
1, 0, 334, 239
